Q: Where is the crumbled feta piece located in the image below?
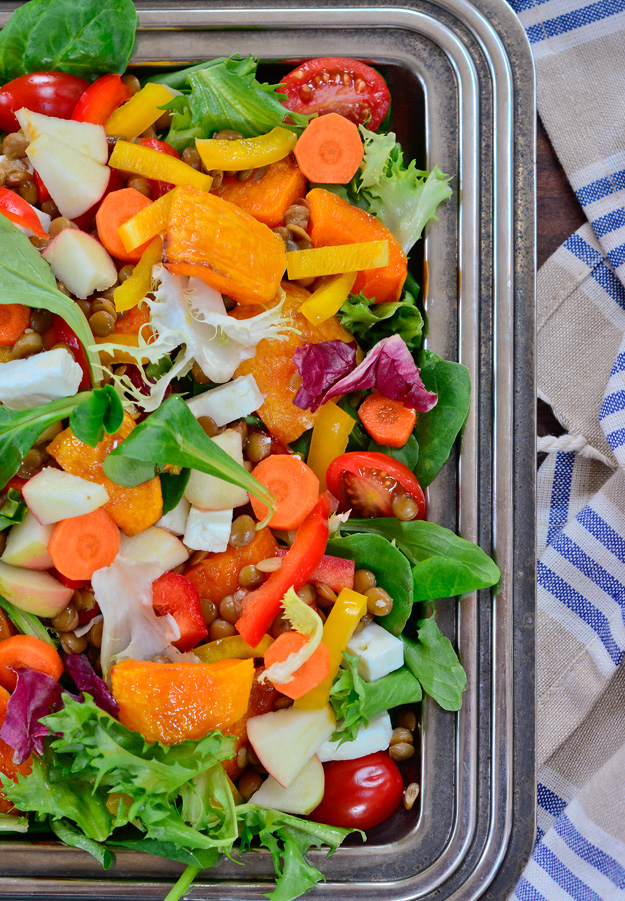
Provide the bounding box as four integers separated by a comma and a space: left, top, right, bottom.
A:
0, 348, 82, 410
317, 712, 393, 762
183, 507, 233, 552
187, 375, 264, 427
346, 622, 404, 682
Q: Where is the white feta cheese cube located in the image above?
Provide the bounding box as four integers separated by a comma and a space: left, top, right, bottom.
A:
183, 507, 233, 552
156, 496, 190, 535
346, 622, 404, 682
0, 348, 82, 410
317, 712, 393, 762
187, 375, 264, 427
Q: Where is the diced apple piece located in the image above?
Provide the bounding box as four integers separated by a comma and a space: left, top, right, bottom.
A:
118, 526, 189, 570
247, 705, 336, 788
16, 108, 109, 164
156, 496, 190, 536
26, 134, 109, 219
0, 561, 72, 617
1, 512, 54, 570
42, 227, 117, 300
183, 507, 232, 553
250, 755, 325, 815
23, 468, 109, 525
184, 429, 248, 510
187, 375, 264, 428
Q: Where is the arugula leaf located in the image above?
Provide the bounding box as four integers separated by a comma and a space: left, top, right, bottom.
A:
326, 533, 413, 634
50, 818, 115, 870
0, 595, 58, 647
0, 0, 137, 82
0, 489, 26, 532
338, 289, 423, 352
102, 395, 276, 513
402, 616, 466, 711
414, 351, 471, 487
329, 653, 422, 743
367, 435, 419, 471
165, 56, 311, 152
160, 469, 190, 516
68, 385, 124, 448
0, 216, 99, 384
340, 518, 500, 602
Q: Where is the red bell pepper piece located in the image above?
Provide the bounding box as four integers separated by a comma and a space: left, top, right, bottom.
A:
0, 187, 48, 238
152, 571, 208, 652
53, 570, 91, 590
275, 548, 354, 592
4, 476, 27, 493
71, 74, 132, 125
139, 138, 181, 199
236, 495, 330, 648
32, 169, 50, 204
49, 316, 90, 390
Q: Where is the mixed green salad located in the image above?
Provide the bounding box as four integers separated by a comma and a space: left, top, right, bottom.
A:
0, 1, 500, 899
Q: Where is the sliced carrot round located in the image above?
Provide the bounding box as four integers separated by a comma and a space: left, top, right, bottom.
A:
263, 631, 330, 700
95, 187, 152, 262
0, 635, 63, 692
0, 304, 30, 347
294, 113, 363, 184
358, 391, 417, 448
48, 508, 121, 581
250, 454, 320, 529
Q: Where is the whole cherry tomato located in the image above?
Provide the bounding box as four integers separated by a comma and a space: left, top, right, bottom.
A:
325, 451, 425, 519
0, 72, 88, 133
310, 752, 404, 830
281, 57, 390, 130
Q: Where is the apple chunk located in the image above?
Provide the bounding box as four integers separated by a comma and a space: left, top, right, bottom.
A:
42, 228, 117, 299
23, 468, 109, 525
16, 108, 108, 164
1, 511, 54, 570
250, 755, 325, 814
185, 429, 248, 511
118, 527, 189, 571
26, 134, 109, 219
0, 561, 72, 617
247, 705, 335, 788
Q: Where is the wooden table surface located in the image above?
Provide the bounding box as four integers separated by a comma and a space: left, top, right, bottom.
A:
536, 117, 586, 441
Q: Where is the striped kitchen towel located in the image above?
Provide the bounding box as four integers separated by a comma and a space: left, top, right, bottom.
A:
506, 0, 625, 897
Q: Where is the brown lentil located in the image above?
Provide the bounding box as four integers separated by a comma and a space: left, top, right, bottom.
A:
236, 168, 254, 182
191, 360, 211, 384
200, 598, 218, 626
208, 169, 223, 189
236, 746, 248, 770
239, 564, 264, 590
229, 514, 256, 548
389, 741, 415, 762
56, 280, 72, 297
390, 727, 414, 747
182, 147, 203, 170
121, 73, 141, 94
29, 308, 53, 334
243, 460, 253, 472
17, 177, 38, 205
91, 298, 117, 318
391, 491, 420, 522
17, 447, 46, 479
89, 619, 103, 648
274, 696, 294, 709
188, 550, 209, 567
0, 158, 28, 187
246, 746, 260, 766
218, 594, 239, 625
118, 264, 134, 283
209, 618, 237, 640
245, 432, 271, 464
49, 216, 77, 237
89, 310, 116, 337
288, 371, 303, 392
284, 202, 310, 230
403, 782, 420, 811
213, 129, 244, 141
1, 132, 28, 159
237, 770, 263, 801
139, 125, 157, 141
315, 582, 337, 607
256, 556, 282, 573
28, 235, 49, 250
365, 586, 394, 617
197, 415, 219, 438
128, 175, 152, 198
229, 420, 248, 443
155, 108, 172, 130
354, 569, 377, 594
396, 709, 418, 732
51, 603, 79, 633
41, 199, 59, 218
60, 631, 89, 655
296, 583, 316, 605
270, 613, 291, 639
73, 588, 96, 612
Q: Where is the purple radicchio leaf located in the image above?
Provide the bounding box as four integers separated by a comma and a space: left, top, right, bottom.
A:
320, 334, 438, 411
64, 654, 119, 718
0, 669, 64, 764
293, 340, 357, 412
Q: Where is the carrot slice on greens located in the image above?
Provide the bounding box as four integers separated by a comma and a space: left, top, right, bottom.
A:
0, 635, 63, 692
358, 391, 417, 447
96, 188, 152, 263
294, 112, 363, 184
250, 454, 320, 530
0, 304, 30, 347
263, 631, 331, 699
48, 508, 121, 581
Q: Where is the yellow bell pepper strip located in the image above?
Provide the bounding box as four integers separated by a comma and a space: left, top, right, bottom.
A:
105, 82, 175, 140
118, 191, 174, 254
307, 401, 355, 492
294, 588, 367, 709
193, 633, 273, 664
286, 240, 389, 280
109, 141, 213, 193
196, 126, 298, 172
114, 236, 163, 312
298, 271, 358, 326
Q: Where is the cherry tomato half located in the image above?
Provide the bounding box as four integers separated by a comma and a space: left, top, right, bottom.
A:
281, 57, 390, 130
0, 72, 88, 133
310, 752, 404, 830
326, 451, 425, 519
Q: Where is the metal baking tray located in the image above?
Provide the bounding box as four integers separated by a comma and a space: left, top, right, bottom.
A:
0, 1, 536, 898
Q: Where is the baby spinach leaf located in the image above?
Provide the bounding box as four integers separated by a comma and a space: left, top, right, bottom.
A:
368, 434, 419, 471
102, 395, 275, 511
414, 351, 471, 487
0, 0, 137, 82
69, 386, 124, 448
0, 216, 99, 384
341, 518, 500, 601
0, 489, 26, 532
326, 533, 413, 634
160, 470, 190, 516
402, 617, 466, 711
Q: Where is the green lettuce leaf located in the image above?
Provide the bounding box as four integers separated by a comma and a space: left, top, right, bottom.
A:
0, 489, 26, 532
338, 289, 423, 352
